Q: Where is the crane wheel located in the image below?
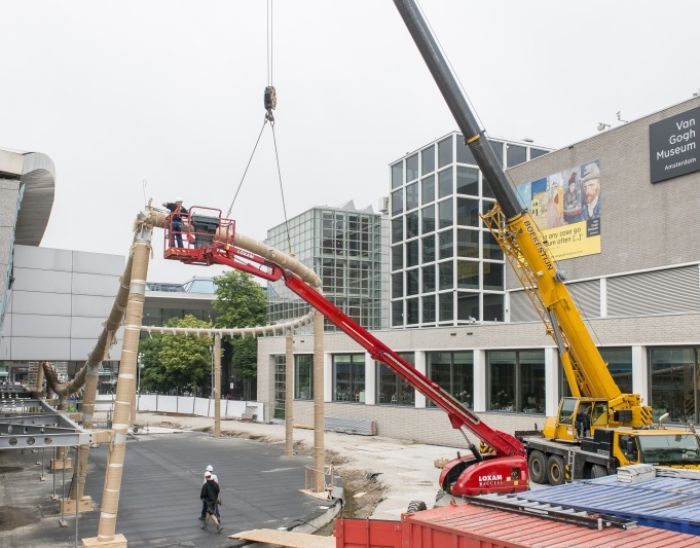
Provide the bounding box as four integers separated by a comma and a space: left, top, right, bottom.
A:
528, 450, 548, 484
591, 464, 608, 478
406, 500, 427, 513
547, 455, 566, 485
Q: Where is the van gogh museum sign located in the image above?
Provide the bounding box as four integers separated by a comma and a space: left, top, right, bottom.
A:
649, 106, 699, 183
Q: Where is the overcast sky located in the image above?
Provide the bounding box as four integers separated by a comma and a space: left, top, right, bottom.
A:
1, 0, 698, 282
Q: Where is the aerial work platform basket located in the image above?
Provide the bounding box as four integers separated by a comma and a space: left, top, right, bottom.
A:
163, 206, 236, 265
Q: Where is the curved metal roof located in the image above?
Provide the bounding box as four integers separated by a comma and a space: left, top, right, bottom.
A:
0, 147, 55, 245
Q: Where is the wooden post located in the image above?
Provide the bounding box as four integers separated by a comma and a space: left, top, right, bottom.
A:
313, 311, 325, 493
284, 331, 294, 456
213, 333, 221, 438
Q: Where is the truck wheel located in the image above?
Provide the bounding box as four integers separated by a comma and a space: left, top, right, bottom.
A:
591, 464, 608, 478
528, 450, 548, 484
406, 500, 427, 513
547, 455, 566, 485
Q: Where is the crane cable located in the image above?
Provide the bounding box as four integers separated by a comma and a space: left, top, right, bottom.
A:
226, 0, 293, 255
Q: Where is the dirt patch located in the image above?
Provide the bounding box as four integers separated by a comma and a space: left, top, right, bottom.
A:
0, 506, 40, 532
338, 468, 386, 519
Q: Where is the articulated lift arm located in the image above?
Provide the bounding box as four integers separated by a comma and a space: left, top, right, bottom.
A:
393, 0, 651, 427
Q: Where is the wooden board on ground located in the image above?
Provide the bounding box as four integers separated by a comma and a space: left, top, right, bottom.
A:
230, 528, 335, 548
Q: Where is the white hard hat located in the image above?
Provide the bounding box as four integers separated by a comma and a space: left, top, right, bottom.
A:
206, 465, 213, 472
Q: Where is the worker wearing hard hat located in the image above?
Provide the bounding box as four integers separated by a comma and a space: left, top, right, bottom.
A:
162, 198, 188, 248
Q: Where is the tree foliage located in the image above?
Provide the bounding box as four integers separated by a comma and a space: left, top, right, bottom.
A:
213, 271, 266, 380
139, 315, 212, 393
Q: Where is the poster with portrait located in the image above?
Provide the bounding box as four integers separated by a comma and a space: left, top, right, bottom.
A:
516, 160, 601, 260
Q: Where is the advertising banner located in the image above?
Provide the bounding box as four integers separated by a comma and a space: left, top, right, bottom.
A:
517, 160, 601, 260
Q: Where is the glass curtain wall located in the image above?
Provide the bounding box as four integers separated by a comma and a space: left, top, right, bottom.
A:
650, 347, 699, 423
426, 351, 473, 408
487, 350, 545, 413
333, 353, 366, 403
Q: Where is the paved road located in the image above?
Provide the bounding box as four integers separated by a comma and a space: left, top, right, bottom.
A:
0, 432, 329, 547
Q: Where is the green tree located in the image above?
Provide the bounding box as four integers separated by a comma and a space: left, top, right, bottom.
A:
213, 271, 266, 388
139, 315, 213, 394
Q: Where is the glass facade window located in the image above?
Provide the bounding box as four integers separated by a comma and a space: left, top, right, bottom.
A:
391, 272, 403, 299
506, 144, 527, 167
599, 347, 633, 395
406, 211, 419, 238
421, 146, 435, 175
392, 301, 403, 326
483, 262, 503, 291
391, 244, 402, 271
391, 162, 403, 189
377, 352, 415, 406
438, 136, 453, 167
439, 261, 453, 290
457, 136, 476, 165
457, 229, 479, 258
422, 175, 435, 204
406, 182, 419, 211
406, 297, 419, 324
392, 217, 403, 243
438, 198, 453, 228
530, 148, 549, 159
422, 204, 435, 234
391, 189, 403, 216
427, 351, 473, 407
294, 354, 313, 400
406, 239, 419, 267
483, 231, 503, 261
333, 353, 365, 402
439, 293, 453, 322
483, 293, 504, 321
458, 293, 479, 321
650, 347, 699, 424
457, 166, 479, 195
422, 234, 435, 263
422, 295, 436, 323
406, 268, 419, 296
457, 260, 479, 289
457, 197, 480, 227
488, 350, 545, 413
273, 355, 286, 419
406, 153, 419, 181
438, 167, 453, 198
438, 230, 453, 259
422, 265, 435, 292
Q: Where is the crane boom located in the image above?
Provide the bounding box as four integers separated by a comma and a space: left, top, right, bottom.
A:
393, 0, 652, 428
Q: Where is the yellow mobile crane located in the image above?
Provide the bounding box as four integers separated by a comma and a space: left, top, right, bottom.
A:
394, 0, 700, 486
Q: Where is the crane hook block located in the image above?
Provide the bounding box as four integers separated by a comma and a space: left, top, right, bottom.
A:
264, 86, 277, 112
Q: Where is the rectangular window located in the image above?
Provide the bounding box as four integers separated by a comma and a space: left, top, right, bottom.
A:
599, 347, 633, 395
438, 167, 453, 198
422, 234, 435, 263
391, 300, 404, 327
482, 231, 503, 261
421, 175, 435, 204
406, 182, 419, 211
406, 297, 419, 324
391, 189, 403, 216
333, 353, 365, 403
406, 239, 419, 267
376, 352, 415, 406
530, 148, 549, 159
406, 268, 419, 296
438, 198, 453, 228
422, 265, 435, 292
421, 146, 435, 175
439, 293, 453, 322
391, 162, 403, 189
487, 350, 545, 413
457, 166, 479, 196
392, 272, 403, 299
650, 347, 699, 423
457, 260, 479, 290
483, 262, 503, 291
406, 211, 419, 238
421, 204, 435, 234
483, 293, 504, 321
457, 292, 479, 321
294, 354, 314, 400
391, 218, 403, 244
391, 244, 403, 271
427, 351, 473, 408
273, 355, 286, 419
406, 153, 419, 181
457, 197, 480, 227
438, 136, 453, 167
457, 229, 479, 258
438, 230, 453, 259
506, 144, 527, 167
422, 295, 436, 323
457, 136, 476, 165
439, 261, 453, 290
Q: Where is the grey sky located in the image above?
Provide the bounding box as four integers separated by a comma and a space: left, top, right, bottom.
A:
1, 1, 698, 282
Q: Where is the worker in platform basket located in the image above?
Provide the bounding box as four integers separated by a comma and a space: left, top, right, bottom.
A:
162, 198, 188, 248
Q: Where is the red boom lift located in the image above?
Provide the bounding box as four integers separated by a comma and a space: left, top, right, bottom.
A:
164, 206, 527, 496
